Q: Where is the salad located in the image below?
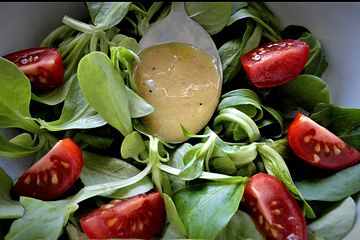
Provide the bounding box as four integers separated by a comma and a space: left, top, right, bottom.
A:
1, 2, 360, 240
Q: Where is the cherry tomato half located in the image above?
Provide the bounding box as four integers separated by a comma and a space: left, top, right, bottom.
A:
240, 39, 309, 88
12, 138, 83, 201
242, 173, 307, 240
80, 192, 165, 239
288, 113, 360, 170
3, 47, 64, 93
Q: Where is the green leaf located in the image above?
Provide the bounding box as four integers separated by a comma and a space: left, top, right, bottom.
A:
227, 8, 280, 40
0, 133, 44, 159
0, 167, 24, 219
179, 132, 217, 180
298, 31, 328, 77
80, 151, 153, 199
260, 104, 284, 138
40, 25, 76, 48
247, 2, 281, 33
66, 224, 88, 240
276, 74, 331, 112
109, 46, 154, 118
218, 89, 263, 120
36, 76, 107, 131
0, 58, 40, 133
310, 103, 360, 151
110, 34, 139, 52
218, 38, 242, 84
136, 2, 164, 36
5, 197, 78, 240
173, 182, 244, 240
163, 193, 187, 236
127, 86, 154, 118
213, 107, 260, 143
219, 21, 262, 84
73, 132, 114, 150
179, 145, 204, 181
120, 131, 147, 162
216, 210, 265, 240
308, 197, 356, 240
295, 162, 360, 201
86, 2, 131, 30
185, 2, 233, 35
167, 143, 190, 192
77, 51, 132, 136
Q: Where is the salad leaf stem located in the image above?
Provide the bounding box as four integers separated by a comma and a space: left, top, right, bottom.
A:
62, 15, 95, 34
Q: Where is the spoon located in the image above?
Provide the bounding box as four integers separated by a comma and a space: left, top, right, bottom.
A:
138, 2, 223, 80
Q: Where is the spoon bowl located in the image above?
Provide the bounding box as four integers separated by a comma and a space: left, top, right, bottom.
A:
138, 2, 223, 81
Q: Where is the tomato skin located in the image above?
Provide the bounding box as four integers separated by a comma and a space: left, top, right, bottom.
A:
240, 39, 309, 88
12, 138, 83, 201
288, 113, 360, 170
3, 47, 64, 93
242, 173, 307, 240
80, 191, 165, 239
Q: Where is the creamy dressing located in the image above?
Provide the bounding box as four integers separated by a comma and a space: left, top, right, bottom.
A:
134, 42, 221, 143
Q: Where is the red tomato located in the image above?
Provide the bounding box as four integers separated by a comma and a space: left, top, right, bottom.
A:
240, 39, 309, 88
80, 192, 165, 239
242, 173, 307, 240
3, 47, 64, 93
288, 113, 360, 170
12, 138, 83, 201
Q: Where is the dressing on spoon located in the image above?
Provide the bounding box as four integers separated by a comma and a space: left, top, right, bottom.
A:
134, 2, 222, 143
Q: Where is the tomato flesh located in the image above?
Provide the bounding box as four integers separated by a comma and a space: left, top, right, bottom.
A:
240, 39, 309, 88
80, 192, 165, 239
3, 47, 64, 93
288, 113, 360, 170
12, 138, 83, 201
242, 173, 307, 240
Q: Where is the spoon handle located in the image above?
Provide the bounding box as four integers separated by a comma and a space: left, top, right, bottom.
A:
169, 2, 187, 16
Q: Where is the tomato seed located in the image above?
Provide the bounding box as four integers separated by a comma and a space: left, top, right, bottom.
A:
303, 135, 311, 143
137, 222, 144, 231
313, 154, 320, 163
274, 223, 285, 229
271, 228, 279, 238
106, 217, 117, 227
271, 209, 281, 215
103, 204, 114, 209
131, 223, 137, 232
60, 161, 70, 169
270, 201, 278, 207
314, 143, 321, 152
39, 76, 48, 84
338, 142, 346, 149
258, 215, 264, 225
265, 222, 270, 231
51, 173, 59, 185
324, 144, 330, 153
36, 175, 41, 186
333, 146, 341, 155
147, 210, 153, 217
43, 173, 48, 184
24, 175, 31, 185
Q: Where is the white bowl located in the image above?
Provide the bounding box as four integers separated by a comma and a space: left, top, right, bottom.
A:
0, 2, 359, 239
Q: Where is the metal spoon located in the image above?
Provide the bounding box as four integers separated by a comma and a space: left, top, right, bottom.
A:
138, 2, 223, 81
